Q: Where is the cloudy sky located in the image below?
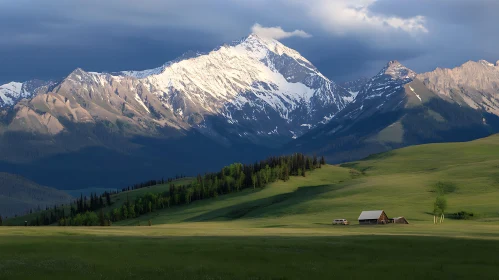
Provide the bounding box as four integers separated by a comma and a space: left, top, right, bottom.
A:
1, 0, 497, 84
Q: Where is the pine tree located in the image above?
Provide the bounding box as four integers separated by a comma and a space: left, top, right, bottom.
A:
320, 156, 326, 166
79, 194, 83, 212
0, 215, 3, 226
105, 192, 111, 206
99, 209, 105, 226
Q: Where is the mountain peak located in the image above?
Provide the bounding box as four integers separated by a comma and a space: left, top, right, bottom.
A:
457, 60, 499, 70
478, 60, 495, 67
381, 60, 416, 80
240, 33, 280, 50
244, 33, 277, 44
68, 68, 88, 77
246, 33, 265, 41
387, 60, 401, 66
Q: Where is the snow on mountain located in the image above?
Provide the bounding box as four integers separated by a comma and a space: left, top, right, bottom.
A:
341, 77, 369, 101
289, 59, 499, 165
0, 80, 55, 108
0, 82, 28, 107
333, 61, 416, 120
0, 34, 352, 143
119, 34, 352, 138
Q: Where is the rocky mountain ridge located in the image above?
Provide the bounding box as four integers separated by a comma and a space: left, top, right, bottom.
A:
288, 59, 499, 163
1, 34, 353, 145
2, 35, 499, 190
417, 59, 499, 115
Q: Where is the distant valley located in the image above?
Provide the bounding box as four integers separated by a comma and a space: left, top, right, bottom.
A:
0, 172, 72, 217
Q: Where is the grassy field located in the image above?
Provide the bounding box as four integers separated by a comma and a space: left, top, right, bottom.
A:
117, 136, 499, 226
2, 135, 499, 279
1, 224, 499, 279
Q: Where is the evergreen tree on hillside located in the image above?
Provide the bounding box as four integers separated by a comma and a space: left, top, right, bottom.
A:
105, 192, 111, 206
99, 209, 106, 226
33, 153, 327, 227
84, 196, 88, 211
0, 215, 3, 226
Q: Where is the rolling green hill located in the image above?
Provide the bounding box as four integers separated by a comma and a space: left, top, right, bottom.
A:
2, 135, 499, 279
117, 134, 499, 226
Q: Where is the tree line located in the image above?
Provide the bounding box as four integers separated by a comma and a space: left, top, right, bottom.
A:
1, 154, 325, 226
120, 174, 187, 193
107, 154, 325, 223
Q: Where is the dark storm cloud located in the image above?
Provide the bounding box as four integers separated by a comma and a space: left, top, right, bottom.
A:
0, 0, 497, 84
368, 0, 499, 73
370, 0, 499, 24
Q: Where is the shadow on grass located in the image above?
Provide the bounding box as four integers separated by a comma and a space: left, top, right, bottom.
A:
2, 234, 499, 280
184, 184, 345, 222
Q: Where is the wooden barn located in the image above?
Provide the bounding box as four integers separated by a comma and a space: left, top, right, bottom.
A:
358, 210, 389, 225
389, 217, 409, 224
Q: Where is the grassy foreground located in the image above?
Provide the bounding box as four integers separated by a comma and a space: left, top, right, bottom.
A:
1, 224, 499, 280
2, 135, 499, 279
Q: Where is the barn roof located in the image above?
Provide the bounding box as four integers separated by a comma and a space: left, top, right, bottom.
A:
358, 210, 384, 220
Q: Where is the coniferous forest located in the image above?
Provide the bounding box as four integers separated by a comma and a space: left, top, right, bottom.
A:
106, 153, 325, 224
3, 154, 325, 226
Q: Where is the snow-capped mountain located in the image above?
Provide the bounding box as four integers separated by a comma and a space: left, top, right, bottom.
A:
288, 60, 499, 163
1, 34, 352, 146
0, 80, 53, 107
0, 82, 25, 107
334, 60, 416, 121
3, 46, 499, 191
1, 82, 35, 107
341, 77, 369, 98
120, 34, 352, 141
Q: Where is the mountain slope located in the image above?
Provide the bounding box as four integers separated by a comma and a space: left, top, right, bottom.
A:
120, 34, 352, 141
287, 61, 499, 162
0, 80, 52, 108
3, 34, 499, 192
0, 173, 73, 217
418, 60, 499, 115
1, 34, 352, 148
341, 77, 368, 98
0, 34, 353, 190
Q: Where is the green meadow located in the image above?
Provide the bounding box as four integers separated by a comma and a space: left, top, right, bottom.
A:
2, 135, 499, 279
117, 135, 499, 226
